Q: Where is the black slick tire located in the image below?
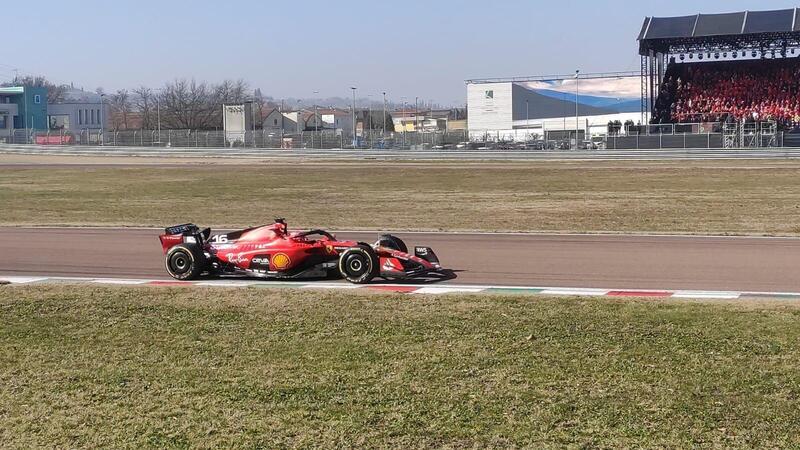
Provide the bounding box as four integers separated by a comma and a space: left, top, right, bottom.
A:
339, 244, 379, 284
165, 244, 205, 280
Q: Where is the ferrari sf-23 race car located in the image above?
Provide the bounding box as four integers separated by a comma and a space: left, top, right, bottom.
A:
158, 219, 449, 284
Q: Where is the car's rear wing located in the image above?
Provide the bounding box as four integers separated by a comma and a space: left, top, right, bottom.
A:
164, 223, 200, 235
159, 223, 211, 254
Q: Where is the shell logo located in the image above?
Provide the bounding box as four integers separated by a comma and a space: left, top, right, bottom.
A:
272, 253, 291, 270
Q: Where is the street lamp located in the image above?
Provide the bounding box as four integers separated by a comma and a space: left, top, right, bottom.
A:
155, 97, 162, 143
313, 90, 319, 149
296, 99, 302, 134
350, 87, 357, 147
575, 69, 580, 149
526, 99, 529, 139
367, 94, 373, 146
382, 91, 387, 136
99, 93, 105, 146
414, 96, 418, 132
401, 97, 407, 148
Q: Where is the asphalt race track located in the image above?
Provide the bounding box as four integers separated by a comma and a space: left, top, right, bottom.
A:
1, 227, 799, 292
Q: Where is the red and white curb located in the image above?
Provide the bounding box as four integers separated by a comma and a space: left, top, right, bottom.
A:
2, 275, 800, 300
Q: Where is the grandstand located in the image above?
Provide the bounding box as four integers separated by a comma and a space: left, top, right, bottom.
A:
640, 7, 800, 136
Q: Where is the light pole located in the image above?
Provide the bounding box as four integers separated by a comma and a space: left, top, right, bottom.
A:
313, 90, 319, 149
350, 87, 357, 147
296, 99, 302, 134
367, 94, 373, 148
575, 69, 580, 149
297, 99, 303, 147
414, 96, 418, 132
382, 91, 387, 137
401, 97, 407, 148
526, 99, 529, 142
99, 93, 105, 145
156, 94, 161, 145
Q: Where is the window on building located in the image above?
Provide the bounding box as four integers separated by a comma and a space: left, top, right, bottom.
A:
484, 90, 494, 99
0, 115, 6, 129
79, 109, 83, 125
91, 109, 95, 124
33, 94, 41, 104
273, 119, 278, 125
97, 109, 101, 124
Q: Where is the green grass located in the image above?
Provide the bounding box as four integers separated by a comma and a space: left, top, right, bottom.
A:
3, 162, 800, 234
1, 285, 799, 448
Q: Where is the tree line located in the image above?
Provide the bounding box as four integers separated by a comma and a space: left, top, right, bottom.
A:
109, 79, 257, 130
3, 76, 263, 131
4, 75, 418, 132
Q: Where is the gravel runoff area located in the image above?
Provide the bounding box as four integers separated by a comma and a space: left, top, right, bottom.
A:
1, 284, 799, 448
3, 159, 800, 234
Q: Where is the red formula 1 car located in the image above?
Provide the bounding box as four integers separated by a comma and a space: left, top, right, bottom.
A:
158, 219, 450, 284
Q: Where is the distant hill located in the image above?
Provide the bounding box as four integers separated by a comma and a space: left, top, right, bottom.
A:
534, 89, 640, 113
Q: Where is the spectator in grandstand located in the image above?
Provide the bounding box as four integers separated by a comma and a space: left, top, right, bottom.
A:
654, 58, 800, 129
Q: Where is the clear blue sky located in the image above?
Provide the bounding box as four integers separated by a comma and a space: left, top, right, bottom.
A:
2, 0, 797, 104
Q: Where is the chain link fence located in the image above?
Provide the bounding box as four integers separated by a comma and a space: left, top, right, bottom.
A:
1, 128, 472, 150
1, 123, 793, 150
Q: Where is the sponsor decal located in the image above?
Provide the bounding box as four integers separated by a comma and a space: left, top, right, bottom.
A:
272, 253, 291, 270
325, 245, 335, 254
251, 256, 270, 265
227, 252, 249, 264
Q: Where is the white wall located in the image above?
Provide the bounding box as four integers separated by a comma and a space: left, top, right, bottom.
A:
467, 82, 513, 132
470, 112, 647, 141
322, 114, 353, 133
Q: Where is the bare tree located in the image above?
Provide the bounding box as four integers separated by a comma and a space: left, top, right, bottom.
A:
126, 79, 255, 130
159, 79, 216, 129
253, 88, 266, 126
132, 86, 155, 130
110, 89, 131, 130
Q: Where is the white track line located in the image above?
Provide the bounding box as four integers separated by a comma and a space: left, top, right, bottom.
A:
3, 275, 800, 300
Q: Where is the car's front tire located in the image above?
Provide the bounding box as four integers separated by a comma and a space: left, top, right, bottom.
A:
165, 244, 205, 280
339, 244, 379, 284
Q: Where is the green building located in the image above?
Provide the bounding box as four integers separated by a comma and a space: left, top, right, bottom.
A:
0, 86, 49, 130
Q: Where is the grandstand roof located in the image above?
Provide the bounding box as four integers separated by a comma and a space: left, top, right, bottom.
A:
639, 8, 800, 54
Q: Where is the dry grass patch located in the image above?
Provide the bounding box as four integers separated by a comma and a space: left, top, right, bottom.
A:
1, 285, 800, 448
2, 163, 800, 233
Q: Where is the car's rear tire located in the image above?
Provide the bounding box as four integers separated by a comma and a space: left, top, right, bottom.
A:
339, 244, 379, 284
165, 244, 205, 280
376, 234, 408, 253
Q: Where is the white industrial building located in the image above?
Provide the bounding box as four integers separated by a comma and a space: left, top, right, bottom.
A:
466, 73, 647, 141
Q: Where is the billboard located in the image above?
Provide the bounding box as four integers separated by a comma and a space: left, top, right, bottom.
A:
523, 76, 640, 113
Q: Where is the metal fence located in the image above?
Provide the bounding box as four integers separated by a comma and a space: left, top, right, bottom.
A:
0, 123, 794, 150
2, 128, 471, 150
